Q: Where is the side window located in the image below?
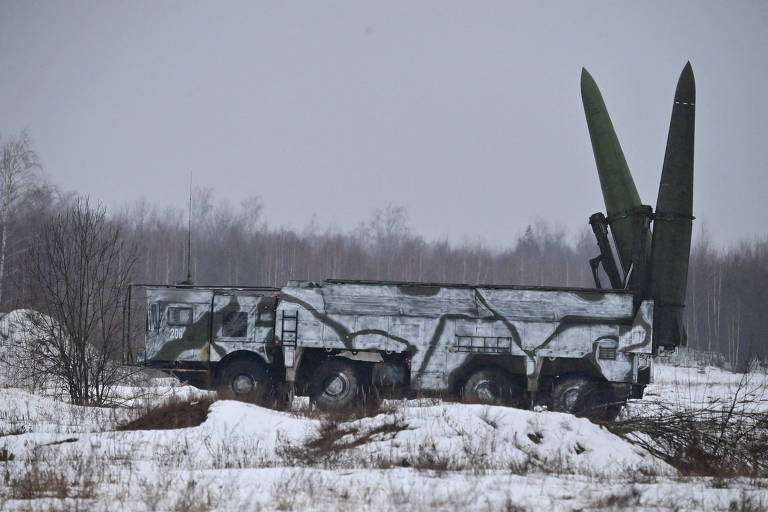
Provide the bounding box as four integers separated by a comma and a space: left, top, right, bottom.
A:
222, 311, 248, 338
168, 307, 193, 326
258, 309, 275, 323
257, 297, 277, 324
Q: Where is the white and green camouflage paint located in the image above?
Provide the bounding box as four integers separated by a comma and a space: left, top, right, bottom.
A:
275, 279, 652, 390
139, 279, 652, 391
143, 285, 278, 365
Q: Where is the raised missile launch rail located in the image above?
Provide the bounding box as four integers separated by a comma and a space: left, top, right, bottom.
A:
125, 64, 695, 421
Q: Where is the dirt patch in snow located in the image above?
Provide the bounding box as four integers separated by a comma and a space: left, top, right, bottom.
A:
118, 397, 214, 431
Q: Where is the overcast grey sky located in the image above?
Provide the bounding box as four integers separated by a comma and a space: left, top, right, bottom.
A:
1, 1, 766, 247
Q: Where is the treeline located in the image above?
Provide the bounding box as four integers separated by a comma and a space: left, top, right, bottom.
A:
3, 138, 766, 366
124, 191, 597, 290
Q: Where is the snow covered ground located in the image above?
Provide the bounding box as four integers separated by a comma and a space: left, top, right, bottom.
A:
0, 365, 766, 511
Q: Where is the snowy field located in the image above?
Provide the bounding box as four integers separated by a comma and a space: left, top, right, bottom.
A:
0, 364, 766, 511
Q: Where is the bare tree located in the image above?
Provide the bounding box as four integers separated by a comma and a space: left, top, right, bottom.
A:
24, 198, 139, 405
0, 131, 39, 306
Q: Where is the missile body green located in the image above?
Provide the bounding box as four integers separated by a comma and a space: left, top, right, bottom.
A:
581, 69, 648, 275
649, 63, 695, 348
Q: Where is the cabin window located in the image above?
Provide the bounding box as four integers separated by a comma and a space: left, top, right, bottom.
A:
168, 307, 193, 326
222, 311, 248, 338
258, 309, 275, 323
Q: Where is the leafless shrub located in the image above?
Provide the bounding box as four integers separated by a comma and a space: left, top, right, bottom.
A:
21, 199, 140, 406
277, 413, 408, 468
611, 372, 768, 477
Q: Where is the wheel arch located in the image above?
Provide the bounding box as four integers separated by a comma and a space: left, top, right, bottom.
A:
294, 348, 377, 386
214, 350, 272, 386
539, 358, 609, 390
447, 354, 526, 396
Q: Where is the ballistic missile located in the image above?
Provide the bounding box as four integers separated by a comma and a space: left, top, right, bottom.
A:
581, 69, 648, 274
649, 62, 695, 348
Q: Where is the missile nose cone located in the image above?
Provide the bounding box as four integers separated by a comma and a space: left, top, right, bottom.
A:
675, 62, 696, 105
580, 68, 598, 94
581, 68, 605, 115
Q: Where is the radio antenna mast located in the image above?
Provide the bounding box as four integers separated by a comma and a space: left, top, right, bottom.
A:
185, 171, 193, 284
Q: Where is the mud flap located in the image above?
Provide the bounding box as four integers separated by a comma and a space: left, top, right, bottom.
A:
630, 384, 645, 400
525, 356, 544, 392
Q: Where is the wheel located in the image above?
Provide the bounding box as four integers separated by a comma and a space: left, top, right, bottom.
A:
309, 359, 362, 411
462, 368, 526, 408
550, 376, 615, 421
219, 359, 275, 406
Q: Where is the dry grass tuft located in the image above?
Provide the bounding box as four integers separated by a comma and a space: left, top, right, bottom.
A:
9, 466, 96, 500
0, 447, 14, 461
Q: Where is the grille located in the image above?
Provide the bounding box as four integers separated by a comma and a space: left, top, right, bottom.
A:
598, 347, 617, 360
454, 336, 512, 353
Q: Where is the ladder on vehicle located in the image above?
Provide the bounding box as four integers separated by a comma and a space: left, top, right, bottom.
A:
280, 310, 298, 347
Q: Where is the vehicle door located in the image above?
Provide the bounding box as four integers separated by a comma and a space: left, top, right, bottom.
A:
209, 293, 271, 363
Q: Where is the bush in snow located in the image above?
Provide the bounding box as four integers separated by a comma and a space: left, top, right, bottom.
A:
21, 199, 140, 405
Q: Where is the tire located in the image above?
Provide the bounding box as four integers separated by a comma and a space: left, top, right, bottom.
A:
309, 359, 362, 412
219, 359, 275, 406
462, 368, 526, 408
550, 376, 615, 421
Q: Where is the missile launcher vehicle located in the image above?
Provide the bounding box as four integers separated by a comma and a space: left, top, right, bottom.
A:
133, 280, 652, 420
126, 64, 695, 421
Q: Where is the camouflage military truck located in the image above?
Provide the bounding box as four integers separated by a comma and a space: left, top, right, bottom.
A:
131, 278, 653, 420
